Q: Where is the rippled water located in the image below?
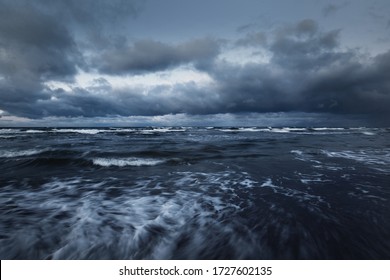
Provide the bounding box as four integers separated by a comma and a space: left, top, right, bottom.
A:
0, 127, 389, 259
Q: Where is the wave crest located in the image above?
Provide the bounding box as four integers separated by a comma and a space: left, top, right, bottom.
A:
92, 157, 165, 167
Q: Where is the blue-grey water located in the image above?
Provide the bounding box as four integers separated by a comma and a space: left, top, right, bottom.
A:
0, 127, 389, 259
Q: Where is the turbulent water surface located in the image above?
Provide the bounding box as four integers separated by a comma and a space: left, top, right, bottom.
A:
0, 127, 389, 259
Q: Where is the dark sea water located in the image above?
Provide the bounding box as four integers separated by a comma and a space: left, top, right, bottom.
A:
0, 127, 389, 259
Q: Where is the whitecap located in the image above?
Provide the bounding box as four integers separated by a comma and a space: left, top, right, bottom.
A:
111, 128, 137, 133
297, 173, 331, 185
151, 128, 187, 133
218, 128, 239, 132
291, 150, 304, 156
92, 157, 165, 167
312, 127, 345, 131
25, 130, 46, 133
0, 149, 47, 158
269, 128, 292, 133
361, 131, 376, 136
0, 129, 21, 134
52, 129, 103, 135
261, 178, 279, 188
261, 127, 307, 133
240, 178, 259, 188
290, 150, 322, 164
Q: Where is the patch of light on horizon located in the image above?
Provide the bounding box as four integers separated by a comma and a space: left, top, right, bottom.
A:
76, 66, 214, 90
44, 66, 215, 93
0, 115, 32, 123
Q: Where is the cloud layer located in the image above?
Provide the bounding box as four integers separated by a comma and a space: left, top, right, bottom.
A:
97, 38, 221, 74
0, 1, 389, 125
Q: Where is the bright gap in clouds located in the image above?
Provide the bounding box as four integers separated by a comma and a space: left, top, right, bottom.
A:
44, 44, 271, 94
44, 66, 215, 93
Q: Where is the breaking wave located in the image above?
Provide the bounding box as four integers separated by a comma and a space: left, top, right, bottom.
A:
0, 149, 48, 158
0, 126, 389, 259
92, 157, 165, 167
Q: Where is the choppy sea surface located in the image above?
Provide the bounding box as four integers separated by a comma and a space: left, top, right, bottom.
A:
0, 127, 389, 259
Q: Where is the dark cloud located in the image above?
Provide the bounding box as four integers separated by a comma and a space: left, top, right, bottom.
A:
14, 0, 141, 41
204, 20, 390, 121
0, 4, 389, 127
97, 38, 221, 74
6, 34, 389, 122
0, 0, 140, 119
15, 83, 219, 119
0, 0, 141, 80
42, 0, 142, 48
301, 50, 390, 115
270, 28, 341, 70
0, 87, 118, 119
0, 2, 81, 80
0, 1, 82, 119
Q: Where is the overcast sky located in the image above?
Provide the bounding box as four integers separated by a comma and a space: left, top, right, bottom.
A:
0, 0, 389, 127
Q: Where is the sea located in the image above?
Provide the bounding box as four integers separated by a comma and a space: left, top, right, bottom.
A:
0, 127, 389, 259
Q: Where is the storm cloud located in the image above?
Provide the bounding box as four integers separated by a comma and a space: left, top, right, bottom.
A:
204, 20, 390, 119
0, 1, 80, 80
0, 1, 389, 125
97, 38, 221, 74
0, 0, 138, 118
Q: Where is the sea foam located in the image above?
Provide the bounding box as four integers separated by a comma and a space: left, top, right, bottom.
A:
0, 149, 47, 158
92, 157, 165, 167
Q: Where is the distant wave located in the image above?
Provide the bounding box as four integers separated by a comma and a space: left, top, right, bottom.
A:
290, 150, 304, 156
25, 130, 46, 133
92, 157, 165, 167
311, 127, 346, 131
218, 128, 270, 132
269, 128, 307, 133
52, 129, 104, 135
147, 128, 187, 132
0, 149, 47, 158
0, 129, 22, 134
218, 127, 351, 133
0, 127, 385, 137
